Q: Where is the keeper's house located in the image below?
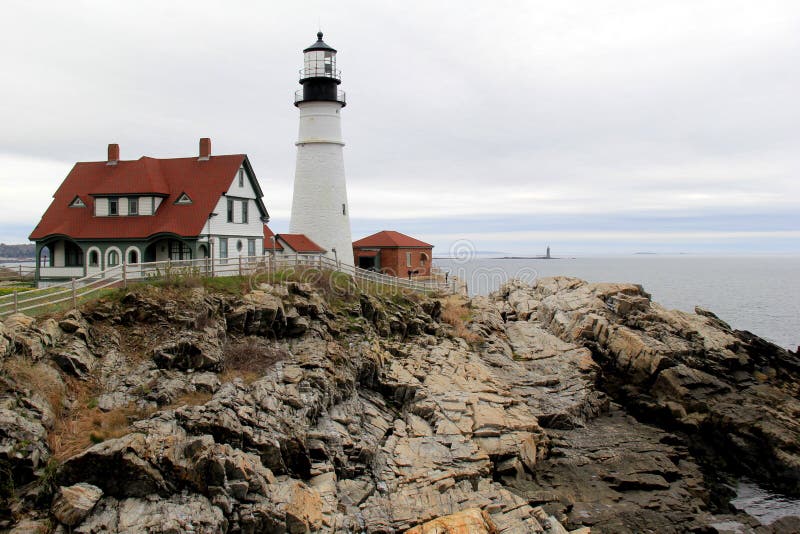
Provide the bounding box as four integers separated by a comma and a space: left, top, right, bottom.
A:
352, 230, 433, 278
29, 139, 269, 286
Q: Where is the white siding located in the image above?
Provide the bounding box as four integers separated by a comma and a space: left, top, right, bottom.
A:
233, 167, 257, 198
140, 197, 153, 216
53, 241, 65, 266
95, 197, 108, 216
290, 100, 354, 266
119, 197, 128, 216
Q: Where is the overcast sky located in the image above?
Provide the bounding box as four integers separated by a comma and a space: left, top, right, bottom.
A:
1, 0, 798, 255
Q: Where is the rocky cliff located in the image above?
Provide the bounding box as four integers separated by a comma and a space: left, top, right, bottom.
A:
1, 275, 798, 533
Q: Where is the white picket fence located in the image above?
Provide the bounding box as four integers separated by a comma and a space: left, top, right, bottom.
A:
0, 254, 454, 318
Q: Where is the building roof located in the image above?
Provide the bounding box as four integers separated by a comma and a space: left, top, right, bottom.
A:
304, 31, 337, 53
277, 234, 326, 253
29, 153, 268, 241
352, 230, 433, 249
263, 225, 284, 251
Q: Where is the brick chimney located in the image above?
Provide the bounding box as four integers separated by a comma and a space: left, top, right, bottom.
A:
107, 143, 119, 166
199, 138, 211, 161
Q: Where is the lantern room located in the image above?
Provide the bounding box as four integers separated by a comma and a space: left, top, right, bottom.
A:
295, 32, 346, 107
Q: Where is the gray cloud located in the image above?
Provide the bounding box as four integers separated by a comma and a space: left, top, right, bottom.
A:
1, 0, 798, 253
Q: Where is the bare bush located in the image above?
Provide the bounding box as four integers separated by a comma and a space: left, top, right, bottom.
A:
222, 337, 289, 382
441, 296, 482, 343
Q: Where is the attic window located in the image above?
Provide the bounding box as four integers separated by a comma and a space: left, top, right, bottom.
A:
175, 193, 193, 205
69, 196, 86, 208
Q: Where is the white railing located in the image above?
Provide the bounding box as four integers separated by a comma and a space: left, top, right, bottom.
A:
0, 265, 36, 281
0, 254, 454, 318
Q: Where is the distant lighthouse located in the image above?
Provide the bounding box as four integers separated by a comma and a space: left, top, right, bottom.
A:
289, 32, 354, 267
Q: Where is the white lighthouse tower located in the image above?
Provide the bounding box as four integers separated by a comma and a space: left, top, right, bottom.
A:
289, 32, 354, 267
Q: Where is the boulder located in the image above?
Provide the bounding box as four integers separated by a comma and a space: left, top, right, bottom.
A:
406, 508, 498, 534
51, 338, 96, 378
51, 483, 103, 526
152, 333, 222, 371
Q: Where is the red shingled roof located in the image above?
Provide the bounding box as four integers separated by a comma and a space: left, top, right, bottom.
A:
352, 230, 433, 249
277, 234, 326, 253
29, 154, 265, 241
263, 225, 284, 250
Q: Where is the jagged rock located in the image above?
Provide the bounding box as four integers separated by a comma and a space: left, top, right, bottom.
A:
74, 493, 227, 533
4, 314, 61, 360
51, 337, 96, 378
227, 289, 286, 336
152, 332, 223, 371
191, 371, 221, 393
524, 276, 800, 494
0, 406, 50, 486
274, 481, 324, 533
406, 508, 499, 534
7, 519, 49, 533
51, 483, 103, 526
5, 279, 798, 533
0, 321, 11, 358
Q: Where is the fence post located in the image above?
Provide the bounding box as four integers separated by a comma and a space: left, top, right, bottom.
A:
13, 291, 18, 313
18, 265, 22, 278
122, 262, 127, 288
71, 278, 77, 310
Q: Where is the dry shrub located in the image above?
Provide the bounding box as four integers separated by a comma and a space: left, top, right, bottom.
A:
48, 403, 141, 461
1, 357, 66, 414
222, 337, 288, 383
165, 390, 212, 409
46, 376, 153, 461
441, 296, 482, 343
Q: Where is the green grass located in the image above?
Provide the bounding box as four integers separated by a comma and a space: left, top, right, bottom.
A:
0, 285, 35, 297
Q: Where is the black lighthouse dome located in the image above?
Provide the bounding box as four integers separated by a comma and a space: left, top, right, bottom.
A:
295, 32, 346, 107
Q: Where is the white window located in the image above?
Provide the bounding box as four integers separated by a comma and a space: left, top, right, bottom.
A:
219, 238, 228, 261
241, 201, 248, 224
108, 250, 120, 266
128, 198, 138, 215
109, 198, 119, 216
227, 199, 234, 223
247, 239, 255, 257
238, 168, 244, 187
406, 252, 412, 267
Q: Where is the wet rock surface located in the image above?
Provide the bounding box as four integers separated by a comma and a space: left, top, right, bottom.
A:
0, 277, 798, 532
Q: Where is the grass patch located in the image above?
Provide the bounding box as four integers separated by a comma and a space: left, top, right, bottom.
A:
222, 337, 289, 383
441, 296, 482, 343
202, 275, 250, 296
1, 357, 66, 415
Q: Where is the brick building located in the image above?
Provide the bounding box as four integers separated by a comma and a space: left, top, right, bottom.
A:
352, 231, 433, 278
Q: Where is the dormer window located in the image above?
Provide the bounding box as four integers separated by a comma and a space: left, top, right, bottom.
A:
109, 198, 119, 216
238, 168, 244, 187
69, 196, 86, 208
128, 198, 138, 215
175, 192, 192, 205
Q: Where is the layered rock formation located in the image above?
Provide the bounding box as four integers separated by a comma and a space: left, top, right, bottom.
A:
0, 276, 798, 533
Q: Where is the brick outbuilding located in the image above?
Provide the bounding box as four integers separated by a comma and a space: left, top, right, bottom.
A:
352, 231, 433, 278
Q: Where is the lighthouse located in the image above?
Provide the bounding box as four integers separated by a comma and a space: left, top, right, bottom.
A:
289, 32, 354, 267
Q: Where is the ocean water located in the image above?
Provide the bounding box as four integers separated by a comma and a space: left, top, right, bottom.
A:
435, 255, 800, 351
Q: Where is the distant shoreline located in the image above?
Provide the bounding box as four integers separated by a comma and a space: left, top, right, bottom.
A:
433, 256, 562, 260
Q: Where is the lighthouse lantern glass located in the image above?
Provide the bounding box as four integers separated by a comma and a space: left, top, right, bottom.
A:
303, 50, 337, 79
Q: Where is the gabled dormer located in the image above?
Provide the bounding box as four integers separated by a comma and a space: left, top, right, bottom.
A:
69, 195, 86, 208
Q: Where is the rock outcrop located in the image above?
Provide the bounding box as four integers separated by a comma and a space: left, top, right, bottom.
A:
0, 276, 797, 532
